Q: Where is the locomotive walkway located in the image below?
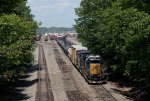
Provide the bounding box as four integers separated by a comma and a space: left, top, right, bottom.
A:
20, 37, 132, 101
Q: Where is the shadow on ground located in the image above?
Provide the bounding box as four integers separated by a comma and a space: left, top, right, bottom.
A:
111, 87, 150, 101
0, 64, 38, 101
108, 73, 150, 101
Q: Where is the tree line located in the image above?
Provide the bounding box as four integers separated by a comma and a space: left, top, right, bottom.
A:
0, 0, 37, 88
37, 27, 74, 34
75, 0, 150, 88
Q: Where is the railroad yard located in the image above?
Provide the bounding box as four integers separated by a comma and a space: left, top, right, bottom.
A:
1, 1, 149, 101
23, 35, 132, 101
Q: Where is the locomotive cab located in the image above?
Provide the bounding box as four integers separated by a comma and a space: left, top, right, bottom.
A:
85, 55, 103, 82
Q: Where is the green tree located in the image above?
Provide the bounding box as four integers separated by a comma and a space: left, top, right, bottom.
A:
0, 14, 37, 86
0, 0, 38, 87
75, 0, 150, 86
0, 0, 25, 14
117, 0, 150, 14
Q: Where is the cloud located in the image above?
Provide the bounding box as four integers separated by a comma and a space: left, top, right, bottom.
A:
27, 0, 81, 27
58, 2, 72, 8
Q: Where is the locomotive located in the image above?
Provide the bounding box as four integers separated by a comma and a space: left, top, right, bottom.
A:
56, 36, 110, 83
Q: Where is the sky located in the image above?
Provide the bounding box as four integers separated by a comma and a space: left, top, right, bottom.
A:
27, 0, 81, 28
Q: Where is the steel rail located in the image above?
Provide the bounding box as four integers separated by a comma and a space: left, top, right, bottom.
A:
36, 44, 54, 101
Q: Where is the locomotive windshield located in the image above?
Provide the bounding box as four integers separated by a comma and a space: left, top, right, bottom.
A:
90, 60, 100, 63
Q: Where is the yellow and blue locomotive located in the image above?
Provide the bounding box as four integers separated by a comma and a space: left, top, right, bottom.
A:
57, 37, 109, 83
68, 45, 106, 83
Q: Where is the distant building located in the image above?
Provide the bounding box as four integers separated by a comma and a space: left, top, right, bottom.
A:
65, 31, 78, 37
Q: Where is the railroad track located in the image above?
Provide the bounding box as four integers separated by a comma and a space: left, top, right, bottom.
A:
91, 85, 117, 101
51, 40, 89, 101
36, 44, 54, 101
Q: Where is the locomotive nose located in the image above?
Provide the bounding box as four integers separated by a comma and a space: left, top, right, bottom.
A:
90, 64, 102, 75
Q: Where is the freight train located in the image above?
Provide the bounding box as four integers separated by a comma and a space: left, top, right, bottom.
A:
56, 36, 110, 83
34, 34, 42, 41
